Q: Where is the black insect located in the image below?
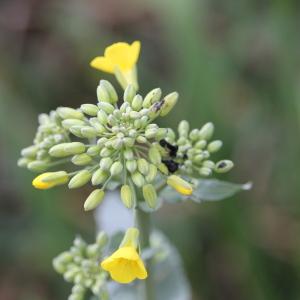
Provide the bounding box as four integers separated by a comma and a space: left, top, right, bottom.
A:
153, 100, 165, 112
159, 139, 178, 157
162, 159, 179, 173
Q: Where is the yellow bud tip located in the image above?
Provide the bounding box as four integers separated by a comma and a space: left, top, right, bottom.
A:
90, 41, 141, 73
167, 175, 193, 196
101, 246, 148, 284
32, 172, 69, 190
32, 173, 55, 190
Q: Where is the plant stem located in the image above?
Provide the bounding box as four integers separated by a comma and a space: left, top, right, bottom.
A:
135, 208, 154, 300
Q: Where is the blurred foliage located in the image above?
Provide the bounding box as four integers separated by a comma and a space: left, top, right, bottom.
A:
1, 0, 300, 299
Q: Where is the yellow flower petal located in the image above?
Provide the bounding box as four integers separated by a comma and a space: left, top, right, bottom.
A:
32, 172, 69, 190
32, 173, 54, 189
90, 56, 115, 73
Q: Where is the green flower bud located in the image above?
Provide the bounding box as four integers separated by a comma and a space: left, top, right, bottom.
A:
69, 126, 84, 138
158, 163, 169, 175
142, 184, 157, 209
91, 169, 109, 185
124, 137, 135, 147
215, 160, 234, 173
120, 184, 134, 208
129, 111, 140, 119
100, 147, 113, 157
126, 160, 137, 173
145, 127, 158, 139
97, 137, 108, 147
199, 122, 214, 140
99, 157, 113, 170
178, 120, 189, 137
155, 128, 168, 141
89, 118, 106, 133
97, 110, 108, 125
137, 158, 149, 175
189, 129, 200, 141
68, 170, 91, 189
21, 145, 38, 158
84, 189, 105, 211
97, 82, 109, 103
96, 231, 109, 247
199, 167, 212, 176
36, 149, 48, 160
99, 80, 118, 104
110, 161, 123, 176
27, 160, 50, 172
17, 157, 32, 167
143, 88, 162, 108
124, 84, 136, 103
40, 171, 69, 185
167, 175, 193, 195
53, 257, 66, 273
64, 142, 86, 155
131, 171, 145, 187
107, 114, 118, 126
207, 140, 223, 153
149, 146, 161, 165
195, 140, 207, 149
202, 160, 215, 169
131, 94, 143, 111
124, 148, 134, 160
64, 269, 78, 282
86, 243, 100, 258
57, 107, 84, 120
98, 101, 115, 114
160, 92, 178, 116
62, 119, 86, 129
146, 164, 157, 182
86, 145, 100, 156
80, 127, 98, 139
71, 154, 92, 166
80, 104, 99, 116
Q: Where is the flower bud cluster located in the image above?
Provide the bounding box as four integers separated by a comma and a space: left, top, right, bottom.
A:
160, 120, 234, 177
53, 232, 109, 300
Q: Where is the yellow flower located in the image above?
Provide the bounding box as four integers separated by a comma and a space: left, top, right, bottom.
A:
32, 171, 69, 190
90, 41, 141, 90
167, 175, 193, 196
101, 227, 147, 284
101, 246, 148, 284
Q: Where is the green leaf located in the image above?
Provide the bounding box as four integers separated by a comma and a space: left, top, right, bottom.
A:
191, 179, 252, 203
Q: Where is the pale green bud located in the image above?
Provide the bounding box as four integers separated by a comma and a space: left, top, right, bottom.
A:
97, 110, 108, 125
136, 136, 147, 144
146, 164, 157, 182
89, 118, 106, 133
97, 137, 108, 147
158, 163, 169, 175
57, 107, 84, 120
80, 127, 98, 139
97, 82, 109, 103
21, 145, 38, 158
199, 167, 212, 176
155, 128, 168, 141
129, 111, 140, 119
91, 169, 109, 185
137, 158, 149, 175
80, 104, 99, 116
53, 257, 66, 273
62, 119, 85, 129
17, 157, 32, 167
99, 80, 118, 104
27, 160, 50, 172
195, 140, 207, 149
134, 119, 142, 128
145, 128, 158, 139
99, 157, 113, 170
124, 84, 136, 103
124, 137, 135, 147
68, 170, 91, 189
142, 184, 157, 209
86, 145, 100, 156
71, 154, 92, 166
189, 129, 200, 141
149, 146, 161, 165
207, 140, 223, 153
199, 122, 214, 140
120, 184, 134, 208
143, 88, 162, 108
131, 94, 143, 111
64, 269, 78, 282
126, 160, 137, 173
84, 189, 105, 211
36, 150, 47, 160
215, 160, 234, 173
107, 114, 118, 126
40, 171, 69, 184
110, 161, 123, 176
111, 138, 123, 149
202, 160, 215, 168
98, 101, 115, 114
178, 120, 189, 137
70, 126, 84, 138
64, 142, 86, 155
124, 148, 134, 160
131, 171, 145, 187
120, 101, 129, 113
96, 231, 108, 247
86, 243, 100, 258
160, 92, 178, 116
100, 147, 113, 157
166, 128, 176, 142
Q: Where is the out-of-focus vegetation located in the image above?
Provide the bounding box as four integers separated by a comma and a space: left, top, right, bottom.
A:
1, 0, 300, 299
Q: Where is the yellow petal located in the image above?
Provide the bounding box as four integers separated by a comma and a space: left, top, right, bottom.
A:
90, 56, 115, 73
108, 259, 138, 284
32, 173, 54, 190
108, 247, 140, 261
134, 258, 148, 280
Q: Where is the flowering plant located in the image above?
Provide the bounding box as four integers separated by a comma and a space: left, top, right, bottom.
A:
18, 41, 251, 300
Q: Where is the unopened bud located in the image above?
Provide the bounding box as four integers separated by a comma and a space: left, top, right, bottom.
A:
98, 80, 118, 104
131, 94, 143, 111
137, 158, 149, 175
199, 167, 212, 176
100, 147, 113, 157
68, 170, 91, 189
124, 84, 136, 103
126, 160, 137, 173
124, 148, 134, 160
131, 171, 145, 187
57, 107, 84, 120
80, 104, 99, 116
215, 160, 234, 173
120, 184, 134, 208
146, 164, 157, 182
160, 92, 178, 116
178, 120, 189, 137
199, 122, 214, 140
62, 119, 85, 129
143, 88, 162, 108
124, 137, 135, 147
84, 189, 105, 211
110, 161, 123, 176
195, 140, 207, 149
71, 154, 92, 166
98, 101, 115, 114
149, 146, 161, 165
28, 160, 50, 172
207, 140, 223, 153
97, 110, 108, 125
21, 145, 38, 158
96, 231, 108, 247
142, 184, 157, 209
189, 129, 200, 141
86, 145, 100, 156
99, 157, 113, 170
167, 175, 193, 196
202, 160, 215, 169
136, 136, 147, 144
70, 126, 84, 138
91, 169, 109, 185
81, 127, 98, 139
32, 171, 69, 189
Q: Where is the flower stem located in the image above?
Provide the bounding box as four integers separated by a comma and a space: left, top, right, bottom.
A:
135, 208, 154, 300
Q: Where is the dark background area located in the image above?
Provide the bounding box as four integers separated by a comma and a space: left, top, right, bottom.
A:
1, 0, 300, 299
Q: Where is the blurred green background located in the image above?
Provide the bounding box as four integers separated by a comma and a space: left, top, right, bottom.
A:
1, 0, 300, 299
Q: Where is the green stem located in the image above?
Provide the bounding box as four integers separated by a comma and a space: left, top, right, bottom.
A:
135, 208, 154, 300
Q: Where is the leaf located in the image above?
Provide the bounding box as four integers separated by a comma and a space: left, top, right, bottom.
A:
191, 179, 252, 203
